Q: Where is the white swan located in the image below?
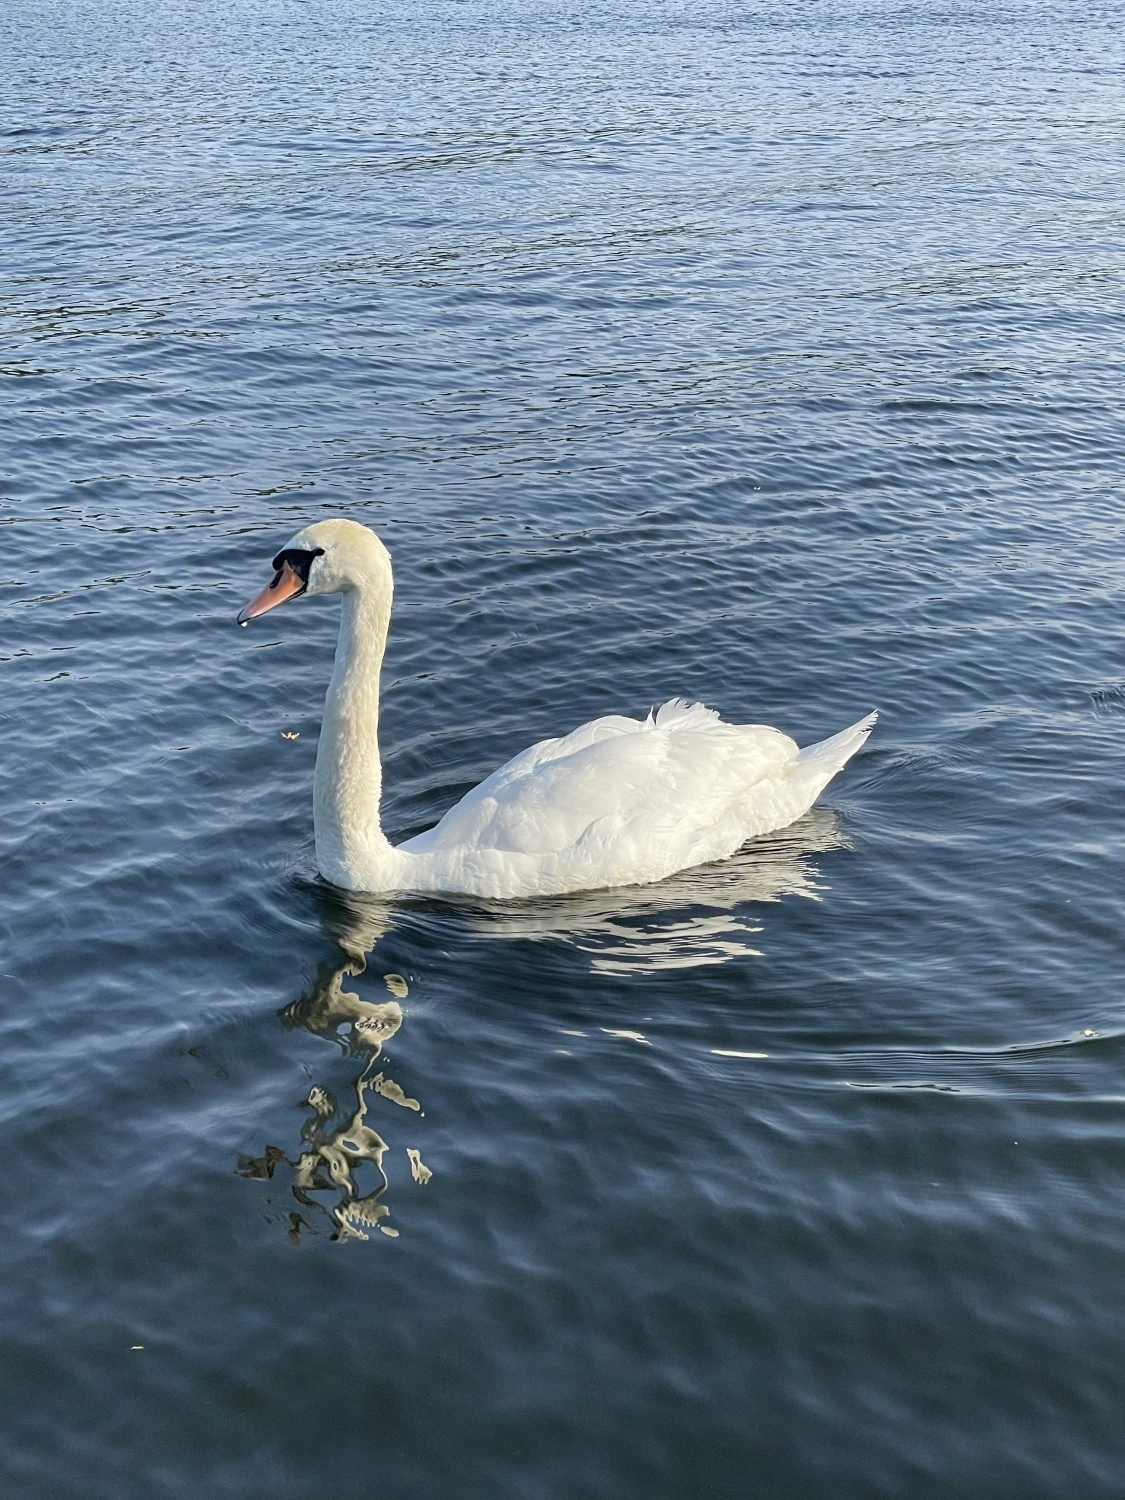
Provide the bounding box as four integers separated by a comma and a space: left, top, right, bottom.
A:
238, 518, 875, 899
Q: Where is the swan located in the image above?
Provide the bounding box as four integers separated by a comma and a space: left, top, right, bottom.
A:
237, 518, 875, 899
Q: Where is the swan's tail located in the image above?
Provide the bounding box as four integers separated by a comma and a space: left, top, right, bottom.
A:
790, 710, 877, 799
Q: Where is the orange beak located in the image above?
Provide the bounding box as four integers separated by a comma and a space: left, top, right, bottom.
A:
237, 560, 306, 625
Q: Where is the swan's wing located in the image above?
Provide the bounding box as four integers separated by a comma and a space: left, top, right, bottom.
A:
398, 709, 646, 853
400, 699, 797, 860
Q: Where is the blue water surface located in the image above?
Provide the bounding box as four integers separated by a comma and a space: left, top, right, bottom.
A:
4, 1, 1125, 1495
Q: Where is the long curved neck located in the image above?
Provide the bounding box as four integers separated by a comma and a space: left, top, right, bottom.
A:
314, 584, 397, 890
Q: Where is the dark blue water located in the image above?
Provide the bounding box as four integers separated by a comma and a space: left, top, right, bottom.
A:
5, 0, 1125, 1494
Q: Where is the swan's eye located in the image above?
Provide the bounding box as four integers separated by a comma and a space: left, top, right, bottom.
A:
271, 547, 324, 584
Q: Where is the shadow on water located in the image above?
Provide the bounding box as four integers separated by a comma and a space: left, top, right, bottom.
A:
239, 809, 846, 1243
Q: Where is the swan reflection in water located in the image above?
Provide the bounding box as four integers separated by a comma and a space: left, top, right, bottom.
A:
239, 808, 846, 1241
238, 895, 416, 1243
476, 806, 846, 975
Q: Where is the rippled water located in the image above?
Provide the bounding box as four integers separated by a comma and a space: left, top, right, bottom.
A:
5, 0, 1125, 1494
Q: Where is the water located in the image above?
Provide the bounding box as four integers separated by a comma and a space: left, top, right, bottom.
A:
4, 0, 1125, 1493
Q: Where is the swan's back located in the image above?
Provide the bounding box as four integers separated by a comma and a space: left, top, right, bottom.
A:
397, 699, 872, 898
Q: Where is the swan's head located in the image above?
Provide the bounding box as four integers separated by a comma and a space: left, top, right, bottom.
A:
237, 518, 391, 625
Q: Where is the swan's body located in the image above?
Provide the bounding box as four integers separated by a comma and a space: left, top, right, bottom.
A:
239, 519, 875, 899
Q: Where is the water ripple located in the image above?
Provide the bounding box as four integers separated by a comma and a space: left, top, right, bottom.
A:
4, 0, 1125, 1495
